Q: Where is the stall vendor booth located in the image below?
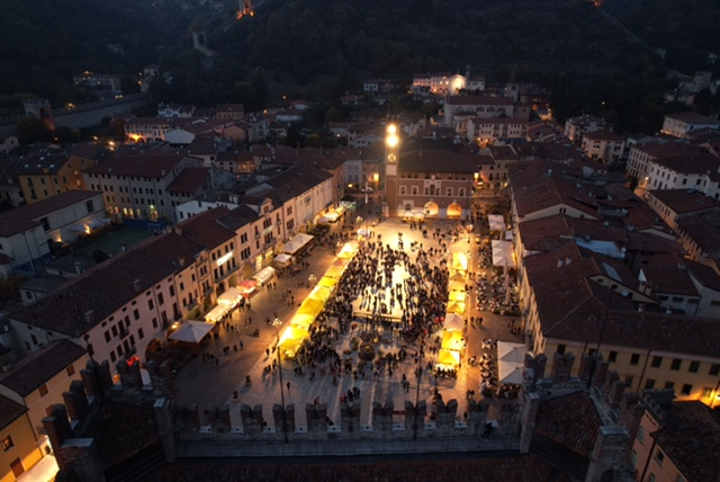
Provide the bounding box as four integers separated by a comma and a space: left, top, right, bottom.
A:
448, 290, 467, 303
273, 253, 293, 268
318, 276, 338, 288
451, 252, 469, 271
218, 287, 243, 307
437, 349, 460, 369
449, 270, 467, 282
253, 266, 276, 286
443, 313, 464, 331
278, 326, 309, 358
337, 241, 358, 259
290, 314, 315, 329
308, 285, 333, 303
204, 303, 233, 323
441, 329, 465, 352
447, 300, 466, 315
497, 341, 526, 385
282, 233, 314, 255
238, 279, 258, 298
298, 298, 325, 318
325, 264, 345, 278
169, 320, 215, 343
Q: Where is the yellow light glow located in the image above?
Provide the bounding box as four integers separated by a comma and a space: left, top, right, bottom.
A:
217, 252, 233, 266
387, 124, 397, 135
373, 173, 379, 182
386, 135, 399, 148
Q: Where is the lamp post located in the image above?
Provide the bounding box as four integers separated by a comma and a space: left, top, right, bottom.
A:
271, 317, 288, 442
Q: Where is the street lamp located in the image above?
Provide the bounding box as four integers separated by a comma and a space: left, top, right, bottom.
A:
271, 317, 288, 442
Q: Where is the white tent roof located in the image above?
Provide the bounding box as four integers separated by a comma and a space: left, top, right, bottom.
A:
282, 233, 314, 254
443, 312, 464, 331
275, 253, 292, 264
169, 321, 215, 343
488, 214, 505, 232
497, 341, 526, 385
253, 266, 276, 285
205, 303, 231, 322
218, 287, 242, 305
491, 240, 515, 268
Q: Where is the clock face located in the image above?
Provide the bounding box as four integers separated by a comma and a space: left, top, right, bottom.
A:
387, 154, 397, 163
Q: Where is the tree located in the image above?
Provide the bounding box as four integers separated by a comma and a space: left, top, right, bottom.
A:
252, 68, 269, 109
15, 116, 52, 144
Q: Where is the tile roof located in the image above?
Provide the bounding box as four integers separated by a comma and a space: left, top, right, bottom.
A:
0, 219, 42, 238
176, 207, 235, 248
0, 394, 27, 431
665, 111, 720, 125
640, 257, 699, 297
85, 153, 189, 178
518, 215, 627, 253
165, 167, 209, 194
0, 190, 101, 224
187, 136, 216, 155
535, 392, 602, 457
649, 401, 720, 482
525, 243, 720, 356
632, 140, 700, 159
582, 130, 624, 142
217, 205, 260, 231
508, 161, 600, 219
624, 232, 686, 255
398, 147, 477, 174
0, 340, 86, 397
675, 210, 720, 255
89, 400, 159, 467
651, 152, 720, 177
647, 189, 720, 215
17, 152, 69, 175
259, 164, 332, 203
487, 145, 518, 161
8, 233, 204, 336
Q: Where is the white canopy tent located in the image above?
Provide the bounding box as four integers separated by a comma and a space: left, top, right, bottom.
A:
274, 253, 293, 267
443, 312, 464, 331
282, 233, 314, 255
497, 341, 526, 385
491, 240, 515, 268
205, 304, 232, 323
253, 266, 276, 286
488, 214, 506, 232
169, 321, 215, 343
217, 287, 242, 305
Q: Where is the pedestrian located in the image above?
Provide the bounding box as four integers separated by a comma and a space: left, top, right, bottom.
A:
286, 381, 290, 392
233, 344, 238, 353
240, 341, 244, 350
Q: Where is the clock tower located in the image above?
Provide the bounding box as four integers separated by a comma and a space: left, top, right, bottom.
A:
383, 124, 400, 217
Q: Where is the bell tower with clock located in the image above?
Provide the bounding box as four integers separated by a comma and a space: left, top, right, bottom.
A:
383, 124, 400, 217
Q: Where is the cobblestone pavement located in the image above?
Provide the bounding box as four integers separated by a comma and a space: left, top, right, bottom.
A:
173, 208, 523, 429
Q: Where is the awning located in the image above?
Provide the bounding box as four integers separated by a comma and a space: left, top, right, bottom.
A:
318, 276, 338, 288
497, 341, 526, 385
205, 304, 232, 322
290, 314, 315, 329
451, 252, 468, 271
169, 321, 215, 343
274, 253, 293, 266
450, 270, 467, 281
337, 241, 358, 259
298, 298, 325, 318
282, 233, 314, 255
218, 287, 242, 305
325, 265, 344, 278
447, 301, 466, 314
443, 313, 464, 331
448, 291, 466, 303
253, 266, 276, 285
238, 279, 257, 296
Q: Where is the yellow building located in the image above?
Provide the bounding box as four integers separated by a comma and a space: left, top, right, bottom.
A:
0, 396, 42, 482
17, 144, 102, 205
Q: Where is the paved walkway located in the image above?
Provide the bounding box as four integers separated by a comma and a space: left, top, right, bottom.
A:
173, 213, 523, 430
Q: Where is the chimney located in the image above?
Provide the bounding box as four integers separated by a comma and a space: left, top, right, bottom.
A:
121, 244, 126, 252
84, 310, 94, 325
557, 259, 564, 268
133, 279, 142, 292
74, 261, 83, 274
638, 303, 645, 312
565, 257, 572, 266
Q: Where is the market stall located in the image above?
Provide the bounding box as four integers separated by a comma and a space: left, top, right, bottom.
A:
282, 233, 314, 255
437, 348, 460, 369
290, 314, 315, 329
298, 298, 325, 318
497, 341, 526, 385
337, 241, 358, 259
441, 329, 465, 352
238, 279, 258, 298
443, 313, 464, 331
169, 321, 215, 343
217, 287, 243, 306
318, 276, 338, 288
325, 264, 345, 278
451, 252, 469, 271
308, 285, 333, 303
204, 303, 233, 323
253, 266, 276, 286
448, 290, 467, 303
273, 253, 293, 268
447, 300, 466, 314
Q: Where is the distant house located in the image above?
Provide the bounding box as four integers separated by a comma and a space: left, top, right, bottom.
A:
0, 394, 43, 480
362, 79, 392, 95
213, 103, 244, 121
563, 114, 607, 143
661, 112, 720, 139
467, 117, 527, 143
0, 136, 19, 156
157, 103, 196, 119
443, 96, 516, 133
580, 130, 625, 163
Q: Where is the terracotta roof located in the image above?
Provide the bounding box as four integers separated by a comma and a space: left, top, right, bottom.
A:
518, 215, 627, 253
640, 257, 699, 297
624, 232, 685, 255
0, 219, 42, 237
68, 143, 107, 160
8, 233, 203, 337
17, 152, 69, 175
487, 145, 518, 161
675, 210, 720, 255
0, 190, 101, 223
631, 141, 700, 159
188, 136, 216, 155
259, 164, 332, 203
176, 207, 235, 248
165, 168, 209, 194
583, 130, 624, 142
508, 161, 600, 219
647, 189, 720, 215
651, 152, 720, 177
665, 111, 720, 125
445, 96, 514, 106
526, 243, 720, 356
0, 340, 86, 397
85, 153, 188, 178
535, 392, 602, 457
90, 400, 159, 467
398, 147, 477, 174
650, 401, 720, 482
0, 395, 27, 431
514, 142, 588, 163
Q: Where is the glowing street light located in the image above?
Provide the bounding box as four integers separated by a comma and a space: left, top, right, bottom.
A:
386, 124, 399, 148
